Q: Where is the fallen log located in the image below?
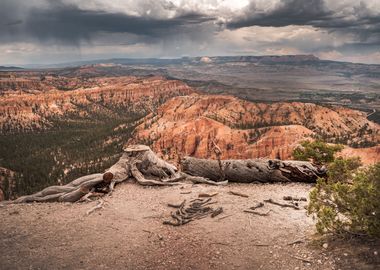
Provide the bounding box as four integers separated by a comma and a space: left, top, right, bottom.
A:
5, 145, 327, 204
181, 157, 326, 183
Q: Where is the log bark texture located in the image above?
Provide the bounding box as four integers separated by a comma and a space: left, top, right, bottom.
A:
181, 157, 326, 183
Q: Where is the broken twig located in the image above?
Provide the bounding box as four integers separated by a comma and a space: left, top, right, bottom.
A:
290, 255, 313, 264
86, 199, 105, 216
287, 239, 304, 245
180, 191, 192, 194
199, 192, 218, 198
250, 202, 264, 210
217, 214, 234, 221
244, 209, 271, 216
228, 191, 249, 198
264, 199, 299, 210
283, 196, 307, 202
211, 207, 223, 217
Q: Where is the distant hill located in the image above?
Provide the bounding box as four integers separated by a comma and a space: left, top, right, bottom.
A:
34, 54, 321, 68
0, 66, 23, 71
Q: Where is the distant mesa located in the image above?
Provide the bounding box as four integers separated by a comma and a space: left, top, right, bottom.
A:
16, 54, 323, 69
200, 57, 212, 63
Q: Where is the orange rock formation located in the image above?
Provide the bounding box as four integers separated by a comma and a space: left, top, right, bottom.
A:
0, 76, 194, 132
131, 95, 379, 164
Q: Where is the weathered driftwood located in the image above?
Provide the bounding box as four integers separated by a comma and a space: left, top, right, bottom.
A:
181, 157, 326, 183
163, 198, 222, 226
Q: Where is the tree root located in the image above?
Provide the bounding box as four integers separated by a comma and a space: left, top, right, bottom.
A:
163, 198, 222, 226
131, 163, 178, 186
181, 173, 228, 186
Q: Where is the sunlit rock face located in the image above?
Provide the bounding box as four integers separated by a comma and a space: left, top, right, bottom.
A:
0, 76, 194, 133
131, 95, 380, 164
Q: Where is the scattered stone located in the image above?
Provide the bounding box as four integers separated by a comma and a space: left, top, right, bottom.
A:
322, 243, 328, 249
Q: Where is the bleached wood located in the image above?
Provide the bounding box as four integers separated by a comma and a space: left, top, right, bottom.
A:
181, 157, 325, 183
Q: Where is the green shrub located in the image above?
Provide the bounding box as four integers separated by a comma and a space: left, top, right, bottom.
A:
308, 159, 380, 237
292, 140, 343, 165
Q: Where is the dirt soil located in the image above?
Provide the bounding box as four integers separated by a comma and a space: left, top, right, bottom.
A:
1, 182, 379, 270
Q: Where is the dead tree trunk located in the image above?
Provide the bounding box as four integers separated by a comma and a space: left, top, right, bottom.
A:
181, 157, 326, 183
10, 145, 183, 204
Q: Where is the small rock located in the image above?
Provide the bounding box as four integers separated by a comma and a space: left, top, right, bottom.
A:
343, 253, 348, 257
317, 259, 322, 264
322, 243, 328, 249
374, 251, 378, 256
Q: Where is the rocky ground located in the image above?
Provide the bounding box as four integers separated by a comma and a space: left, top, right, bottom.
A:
1, 182, 379, 270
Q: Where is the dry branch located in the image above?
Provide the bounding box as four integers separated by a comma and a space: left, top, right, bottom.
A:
244, 209, 271, 216
163, 198, 221, 226
283, 196, 307, 202
86, 200, 105, 216
264, 199, 300, 210
250, 202, 264, 210
228, 191, 249, 198
198, 193, 218, 198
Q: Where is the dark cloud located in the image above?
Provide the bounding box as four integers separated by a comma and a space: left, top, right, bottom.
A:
227, 0, 333, 28
227, 0, 380, 45
1, 0, 380, 64
0, 0, 214, 44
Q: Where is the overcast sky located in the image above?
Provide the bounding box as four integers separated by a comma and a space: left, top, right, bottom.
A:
1, 0, 380, 65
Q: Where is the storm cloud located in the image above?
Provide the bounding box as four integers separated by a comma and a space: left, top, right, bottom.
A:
0, 0, 214, 44
1, 0, 380, 65
227, 0, 334, 28
226, 0, 380, 43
